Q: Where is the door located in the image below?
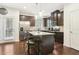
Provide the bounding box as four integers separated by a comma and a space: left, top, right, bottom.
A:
70, 10, 79, 50
4, 17, 14, 40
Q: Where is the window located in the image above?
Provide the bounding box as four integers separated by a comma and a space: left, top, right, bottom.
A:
5, 18, 13, 37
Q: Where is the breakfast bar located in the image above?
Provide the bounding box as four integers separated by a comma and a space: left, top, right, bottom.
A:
27, 31, 55, 54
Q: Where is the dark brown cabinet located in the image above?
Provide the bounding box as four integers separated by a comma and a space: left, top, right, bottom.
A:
54, 32, 63, 43
30, 17, 35, 26
51, 10, 63, 26
20, 15, 35, 26
58, 11, 63, 26
43, 18, 47, 27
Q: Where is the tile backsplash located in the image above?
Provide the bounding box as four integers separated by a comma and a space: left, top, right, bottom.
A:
59, 26, 64, 32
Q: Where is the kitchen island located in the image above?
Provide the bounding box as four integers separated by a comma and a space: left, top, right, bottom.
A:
40, 30, 64, 43
29, 31, 55, 36
27, 31, 55, 55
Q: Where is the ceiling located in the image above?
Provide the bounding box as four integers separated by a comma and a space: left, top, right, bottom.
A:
0, 3, 68, 16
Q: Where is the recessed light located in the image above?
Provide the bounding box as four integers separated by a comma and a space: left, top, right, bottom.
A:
24, 6, 26, 9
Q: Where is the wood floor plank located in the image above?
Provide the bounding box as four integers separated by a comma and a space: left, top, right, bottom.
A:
0, 41, 79, 55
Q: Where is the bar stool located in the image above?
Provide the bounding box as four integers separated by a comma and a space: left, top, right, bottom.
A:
26, 39, 35, 55
32, 36, 42, 55
25, 36, 42, 55
24, 32, 36, 54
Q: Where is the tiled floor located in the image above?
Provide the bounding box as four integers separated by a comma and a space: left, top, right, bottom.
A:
0, 41, 79, 55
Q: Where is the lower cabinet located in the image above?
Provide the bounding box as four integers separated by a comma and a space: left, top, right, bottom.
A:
55, 32, 63, 43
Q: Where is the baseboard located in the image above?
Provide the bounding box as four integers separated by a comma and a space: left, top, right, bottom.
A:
0, 39, 19, 44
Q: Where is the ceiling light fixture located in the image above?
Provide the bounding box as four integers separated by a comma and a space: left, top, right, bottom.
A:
35, 3, 43, 17
0, 8, 8, 15
24, 6, 26, 9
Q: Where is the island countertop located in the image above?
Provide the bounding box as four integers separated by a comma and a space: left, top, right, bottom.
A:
29, 31, 55, 36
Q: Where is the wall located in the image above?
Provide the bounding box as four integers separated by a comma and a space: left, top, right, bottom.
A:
64, 4, 79, 48
0, 6, 19, 43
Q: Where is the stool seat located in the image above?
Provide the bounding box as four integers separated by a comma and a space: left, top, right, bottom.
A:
25, 39, 37, 55
26, 40, 35, 44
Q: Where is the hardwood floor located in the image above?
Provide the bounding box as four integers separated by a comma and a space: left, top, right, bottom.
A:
0, 41, 79, 55
53, 42, 79, 55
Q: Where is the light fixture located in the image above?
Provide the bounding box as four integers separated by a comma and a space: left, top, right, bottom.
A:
58, 13, 61, 16
39, 11, 42, 17
0, 8, 8, 15
35, 3, 42, 16
39, 10, 46, 17
24, 6, 26, 9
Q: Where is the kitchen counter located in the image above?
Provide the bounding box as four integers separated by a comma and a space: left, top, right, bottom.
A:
29, 31, 55, 36
28, 31, 55, 54
41, 30, 63, 33
41, 26, 64, 33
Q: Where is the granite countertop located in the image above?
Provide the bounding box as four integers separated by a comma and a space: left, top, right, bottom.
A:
29, 31, 55, 36
41, 30, 63, 33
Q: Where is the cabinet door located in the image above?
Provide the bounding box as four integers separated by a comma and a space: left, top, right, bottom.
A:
58, 12, 63, 26
30, 17, 35, 26
70, 10, 79, 50
20, 15, 31, 21
43, 18, 47, 27
51, 11, 63, 26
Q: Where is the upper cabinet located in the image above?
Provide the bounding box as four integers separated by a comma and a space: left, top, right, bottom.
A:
51, 10, 63, 26
58, 11, 63, 26
43, 18, 48, 27
20, 15, 35, 26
